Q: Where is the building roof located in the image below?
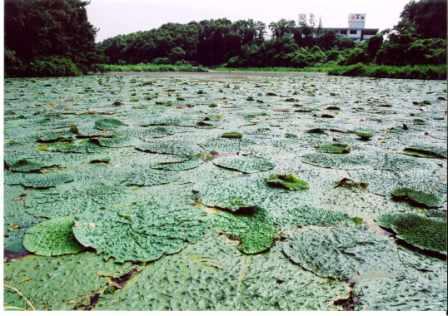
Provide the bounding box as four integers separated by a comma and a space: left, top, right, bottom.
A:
322, 27, 379, 31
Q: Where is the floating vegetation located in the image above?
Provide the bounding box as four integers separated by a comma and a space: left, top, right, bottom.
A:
4, 72, 447, 311
7, 172, 74, 189
195, 177, 268, 212
73, 202, 207, 263
317, 143, 351, 154
94, 118, 127, 130
335, 177, 368, 190
5, 158, 59, 173
211, 208, 277, 254
402, 145, 447, 159
391, 187, 443, 208
265, 174, 309, 191
221, 131, 243, 139
213, 156, 275, 174
377, 213, 447, 255
354, 129, 374, 141
23, 217, 83, 256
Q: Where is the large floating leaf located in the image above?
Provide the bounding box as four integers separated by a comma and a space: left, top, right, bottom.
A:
73, 201, 207, 262
150, 156, 203, 171
40, 139, 101, 154
391, 187, 443, 208
123, 169, 178, 187
5, 158, 59, 173
301, 153, 374, 170
136, 141, 199, 158
95, 235, 349, 310
212, 156, 275, 174
95, 234, 242, 310
95, 118, 127, 130
283, 227, 396, 280
317, 143, 351, 154
403, 145, 447, 159
238, 246, 350, 310
135, 126, 176, 140
23, 217, 83, 256
353, 253, 447, 310
7, 172, 74, 189
272, 205, 354, 228
265, 174, 309, 191
195, 177, 269, 212
199, 138, 254, 153
25, 185, 127, 218
4, 252, 135, 310
377, 213, 447, 255
211, 208, 276, 254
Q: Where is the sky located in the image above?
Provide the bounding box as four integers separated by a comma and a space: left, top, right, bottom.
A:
87, 0, 411, 42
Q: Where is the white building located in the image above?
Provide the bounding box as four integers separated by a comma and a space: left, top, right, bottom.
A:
299, 13, 379, 41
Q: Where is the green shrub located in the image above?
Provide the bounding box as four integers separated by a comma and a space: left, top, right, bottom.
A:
328, 63, 446, 80
27, 57, 82, 77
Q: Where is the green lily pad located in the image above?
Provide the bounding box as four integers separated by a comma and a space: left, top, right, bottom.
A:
335, 177, 368, 190
213, 156, 275, 174
354, 129, 374, 140
136, 141, 198, 158
40, 139, 101, 154
92, 134, 134, 148
222, 131, 243, 139
7, 172, 74, 189
4, 252, 135, 310
150, 156, 203, 171
136, 126, 176, 140
403, 145, 447, 159
95, 234, 350, 310
37, 131, 74, 143
317, 143, 351, 154
94, 234, 242, 310
272, 205, 354, 228
195, 177, 268, 212
199, 138, 254, 153
73, 201, 207, 263
123, 169, 178, 187
265, 174, 309, 191
23, 217, 83, 256
5, 158, 59, 173
302, 152, 372, 170
212, 208, 276, 254
25, 185, 127, 218
391, 187, 443, 208
377, 213, 447, 255
283, 227, 396, 280
95, 118, 127, 130
353, 252, 447, 310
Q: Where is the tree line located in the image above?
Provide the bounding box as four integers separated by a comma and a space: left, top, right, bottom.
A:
5, 0, 98, 76
4, 0, 447, 77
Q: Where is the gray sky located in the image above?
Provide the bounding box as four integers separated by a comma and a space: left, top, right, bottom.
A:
87, 0, 410, 42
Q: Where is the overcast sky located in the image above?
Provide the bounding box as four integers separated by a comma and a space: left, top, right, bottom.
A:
87, 0, 410, 42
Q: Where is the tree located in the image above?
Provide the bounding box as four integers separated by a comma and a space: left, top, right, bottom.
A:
367, 35, 383, 59
5, 0, 98, 75
397, 0, 447, 38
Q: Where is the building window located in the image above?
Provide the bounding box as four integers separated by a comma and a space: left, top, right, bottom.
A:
350, 30, 357, 35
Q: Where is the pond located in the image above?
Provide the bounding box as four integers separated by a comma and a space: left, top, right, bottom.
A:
4, 72, 447, 310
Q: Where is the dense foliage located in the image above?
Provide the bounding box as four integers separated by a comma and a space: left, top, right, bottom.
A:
5, 0, 98, 77
97, 0, 446, 70
4, 0, 447, 77
97, 18, 356, 67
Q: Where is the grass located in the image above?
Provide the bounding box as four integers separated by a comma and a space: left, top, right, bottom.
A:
98, 63, 209, 73
98, 63, 446, 80
216, 64, 447, 80
327, 63, 447, 80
